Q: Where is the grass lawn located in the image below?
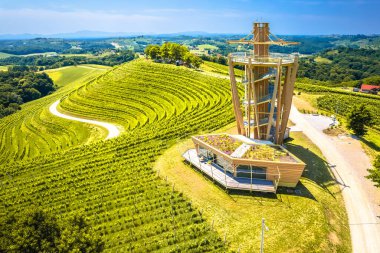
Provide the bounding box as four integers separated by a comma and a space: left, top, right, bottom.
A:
361, 128, 380, 158
315, 56, 332, 64
292, 91, 321, 112
44, 64, 111, 87
198, 44, 219, 50
154, 128, 351, 252
59, 53, 95, 58
0, 66, 8, 71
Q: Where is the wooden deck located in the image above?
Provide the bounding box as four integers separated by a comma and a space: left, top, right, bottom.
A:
182, 149, 276, 193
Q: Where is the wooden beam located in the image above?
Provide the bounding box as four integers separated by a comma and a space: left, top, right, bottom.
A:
228, 55, 246, 136
278, 55, 299, 143
247, 65, 252, 138
249, 58, 261, 139
266, 60, 282, 140
274, 63, 283, 144
281, 66, 292, 110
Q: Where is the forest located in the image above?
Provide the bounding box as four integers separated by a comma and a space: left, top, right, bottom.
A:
0, 66, 55, 117
298, 47, 380, 86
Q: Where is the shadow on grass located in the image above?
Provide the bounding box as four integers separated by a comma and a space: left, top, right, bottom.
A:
285, 138, 343, 199
358, 135, 380, 152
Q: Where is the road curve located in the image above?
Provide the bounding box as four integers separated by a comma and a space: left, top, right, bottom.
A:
49, 100, 120, 140
290, 105, 380, 253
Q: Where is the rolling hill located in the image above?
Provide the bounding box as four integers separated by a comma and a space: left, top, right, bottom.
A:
0, 59, 350, 252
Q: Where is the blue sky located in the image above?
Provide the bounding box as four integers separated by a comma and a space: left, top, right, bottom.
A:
0, 0, 379, 35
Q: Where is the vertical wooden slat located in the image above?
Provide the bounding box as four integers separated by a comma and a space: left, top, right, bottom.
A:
247, 62, 252, 137
274, 63, 283, 143
249, 58, 261, 139
279, 55, 299, 143
266, 60, 282, 140
228, 55, 246, 136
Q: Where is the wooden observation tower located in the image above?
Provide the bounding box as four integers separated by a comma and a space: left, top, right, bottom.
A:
228, 22, 299, 144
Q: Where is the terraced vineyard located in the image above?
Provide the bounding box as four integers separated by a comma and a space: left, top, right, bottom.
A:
0, 65, 110, 163
0, 60, 234, 251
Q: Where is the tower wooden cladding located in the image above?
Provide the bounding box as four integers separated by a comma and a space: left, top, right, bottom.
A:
228, 22, 299, 145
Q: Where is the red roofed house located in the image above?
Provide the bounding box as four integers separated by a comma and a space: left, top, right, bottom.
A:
361, 84, 380, 94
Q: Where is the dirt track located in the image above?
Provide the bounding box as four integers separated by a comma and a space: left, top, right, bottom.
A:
290, 105, 380, 253
49, 100, 120, 140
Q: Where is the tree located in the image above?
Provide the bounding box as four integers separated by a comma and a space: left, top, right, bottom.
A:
56, 213, 105, 253
347, 104, 372, 136
0, 209, 61, 252
191, 55, 203, 68
169, 44, 188, 61
21, 88, 41, 102
160, 42, 171, 62
367, 155, 380, 187
0, 208, 104, 253
183, 52, 193, 66
144, 45, 160, 60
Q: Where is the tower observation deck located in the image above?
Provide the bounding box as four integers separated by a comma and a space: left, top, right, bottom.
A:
228, 22, 299, 144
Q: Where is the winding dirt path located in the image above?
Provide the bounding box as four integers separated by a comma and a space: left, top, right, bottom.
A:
290, 105, 380, 253
49, 100, 120, 140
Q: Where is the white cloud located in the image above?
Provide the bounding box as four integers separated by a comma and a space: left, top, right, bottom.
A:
0, 8, 166, 34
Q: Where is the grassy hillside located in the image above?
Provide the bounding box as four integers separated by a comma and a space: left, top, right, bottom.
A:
0, 59, 233, 252
0, 65, 109, 163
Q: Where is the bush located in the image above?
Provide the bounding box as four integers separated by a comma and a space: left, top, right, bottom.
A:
367, 155, 380, 187
347, 104, 372, 136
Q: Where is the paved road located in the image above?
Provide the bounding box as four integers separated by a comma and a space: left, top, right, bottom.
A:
49, 100, 120, 140
290, 105, 380, 253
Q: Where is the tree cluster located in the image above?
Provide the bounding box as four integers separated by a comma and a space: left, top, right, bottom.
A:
144, 43, 203, 68
0, 50, 136, 70
200, 54, 227, 65
0, 208, 104, 252
0, 66, 55, 118
347, 104, 373, 136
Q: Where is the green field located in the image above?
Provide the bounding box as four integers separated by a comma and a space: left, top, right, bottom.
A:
0, 59, 350, 252
197, 44, 219, 50
0, 66, 8, 71
314, 56, 332, 64
0, 52, 13, 59
45, 64, 111, 87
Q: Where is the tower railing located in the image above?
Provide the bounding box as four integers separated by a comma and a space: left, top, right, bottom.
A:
230, 52, 296, 64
